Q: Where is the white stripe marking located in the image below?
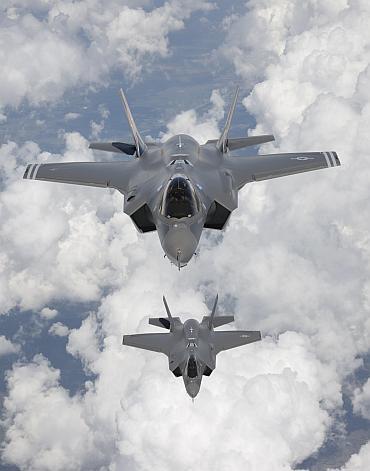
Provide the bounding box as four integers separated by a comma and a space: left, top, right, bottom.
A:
327, 151, 335, 167
329, 151, 338, 167
323, 152, 331, 168
328, 151, 336, 167
33, 164, 42, 179
28, 164, 35, 179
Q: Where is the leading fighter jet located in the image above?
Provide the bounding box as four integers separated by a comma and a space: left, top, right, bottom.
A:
122, 295, 261, 398
23, 88, 341, 268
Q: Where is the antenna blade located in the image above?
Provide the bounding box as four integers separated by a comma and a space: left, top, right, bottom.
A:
208, 294, 219, 329
119, 88, 147, 157
162, 296, 173, 320
217, 86, 240, 153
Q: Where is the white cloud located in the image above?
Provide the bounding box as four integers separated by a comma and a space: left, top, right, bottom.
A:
90, 119, 104, 140
0, 132, 144, 314
329, 441, 370, 471
352, 378, 370, 420
64, 112, 80, 121
2, 355, 95, 471
2, 0, 370, 469
0, 336, 20, 357
2, 332, 334, 471
0, 0, 214, 108
40, 307, 58, 319
162, 89, 225, 143
49, 322, 69, 337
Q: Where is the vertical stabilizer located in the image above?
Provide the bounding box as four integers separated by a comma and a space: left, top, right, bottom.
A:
119, 89, 147, 157
162, 296, 174, 321
208, 294, 219, 329
216, 86, 239, 153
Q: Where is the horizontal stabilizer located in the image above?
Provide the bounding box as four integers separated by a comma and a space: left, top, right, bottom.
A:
228, 135, 275, 150
205, 135, 275, 151
201, 315, 234, 328
149, 317, 175, 329
122, 333, 174, 355
214, 330, 261, 354
89, 142, 136, 155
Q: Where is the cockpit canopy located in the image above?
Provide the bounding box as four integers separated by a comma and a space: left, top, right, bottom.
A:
187, 356, 198, 378
161, 175, 199, 219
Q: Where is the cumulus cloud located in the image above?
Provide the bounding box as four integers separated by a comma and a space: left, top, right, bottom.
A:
0, 0, 213, 108
49, 322, 69, 337
2, 355, 95, 471
330, 441, 370, 471
0, 132, 146, 314
40, 307, 58, 319
2, 0, 370, 469
0, 336, 20, 357
2, 333, 335, 471
162, 88, 225, 143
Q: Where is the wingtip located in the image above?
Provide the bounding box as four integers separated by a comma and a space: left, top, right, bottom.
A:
333, 151, 341, 166
23, 164, 31, 179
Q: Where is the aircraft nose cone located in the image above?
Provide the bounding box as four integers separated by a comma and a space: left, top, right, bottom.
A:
186, 381, 200, 398
162, 225, 198, 265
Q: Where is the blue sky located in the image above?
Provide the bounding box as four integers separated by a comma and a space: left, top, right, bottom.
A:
1, 1, 370, 470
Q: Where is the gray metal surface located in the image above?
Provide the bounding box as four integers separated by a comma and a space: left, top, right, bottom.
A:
122, 295, 262, 398
23, 89, 341, 268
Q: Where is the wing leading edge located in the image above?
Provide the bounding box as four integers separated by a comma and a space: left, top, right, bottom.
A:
122, 333, 175, 355
23, 161, 136, 193
227, 151, 340, 188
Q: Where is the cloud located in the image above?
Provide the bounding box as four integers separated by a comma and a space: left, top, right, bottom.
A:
162, 89, 225, 143
40, 307, 58, 320
2, 355, 95, 471
2, 333, 334, 471
352, 378, 370, 420
0, 132, 145, 314
0, 0, 214, 108
64, 112, 80, 121
2, 0, 370, 469
0, 336, 20, 357
49, 322, 69, 337
330, 441, 370, 471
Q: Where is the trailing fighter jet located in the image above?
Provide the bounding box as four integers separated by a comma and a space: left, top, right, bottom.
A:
23, 88, 341, 268
122, 295, 261, 398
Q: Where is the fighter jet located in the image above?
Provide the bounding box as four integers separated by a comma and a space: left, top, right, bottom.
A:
122, 295, 261, 398
23, 88, 341, 268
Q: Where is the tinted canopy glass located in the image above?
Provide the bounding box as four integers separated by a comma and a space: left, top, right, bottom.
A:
162, 176, 199, 219
187, 356, 198, 378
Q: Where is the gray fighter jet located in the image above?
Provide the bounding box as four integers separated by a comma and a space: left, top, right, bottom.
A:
23, 88, 341, 268
122, 295, 261, 398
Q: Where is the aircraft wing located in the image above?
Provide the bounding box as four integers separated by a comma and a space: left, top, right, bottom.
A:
227, 151, 340, 189
122, 333, 175, 355
23, 161, 137, 193
213, 330, 261, 354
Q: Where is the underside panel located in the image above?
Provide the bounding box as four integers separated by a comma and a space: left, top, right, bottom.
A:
130, 204, 156, 233
204, 201, 231, 230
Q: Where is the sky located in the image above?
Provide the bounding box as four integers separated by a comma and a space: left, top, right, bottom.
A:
1, 1, 370, 470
